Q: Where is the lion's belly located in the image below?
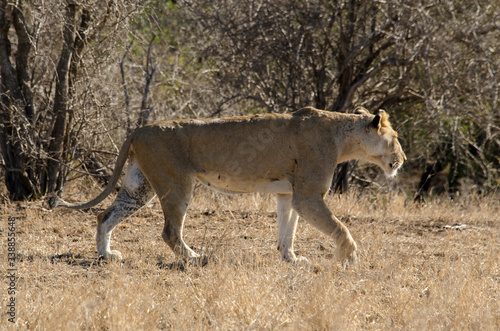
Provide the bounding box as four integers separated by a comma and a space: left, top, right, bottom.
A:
196, 173, 292, 194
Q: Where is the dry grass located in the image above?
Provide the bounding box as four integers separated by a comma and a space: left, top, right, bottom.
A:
1, 181, 499, 330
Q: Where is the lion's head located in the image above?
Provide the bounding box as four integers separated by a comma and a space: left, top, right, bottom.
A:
355, 107, 406, 177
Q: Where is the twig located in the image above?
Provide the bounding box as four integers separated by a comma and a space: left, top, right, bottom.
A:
120, 40, 133, 135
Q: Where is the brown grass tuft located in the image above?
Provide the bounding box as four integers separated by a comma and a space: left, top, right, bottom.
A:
1, 183, 499, 330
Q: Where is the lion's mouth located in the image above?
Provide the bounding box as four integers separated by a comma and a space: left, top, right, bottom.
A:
386, 156, 403, 177
390, 161, 403, 171
385, 167, 399, 178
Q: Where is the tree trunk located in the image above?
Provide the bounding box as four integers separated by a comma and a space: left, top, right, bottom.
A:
46, 4, 77, 193
331, 161, 359, 194
0, 2, 91, 200
330, 0, 357, 193
0, 1, 36, 200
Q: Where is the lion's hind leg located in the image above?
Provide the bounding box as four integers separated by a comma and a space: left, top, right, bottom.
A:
96, 159, 155, 260
154, 179, 200, 262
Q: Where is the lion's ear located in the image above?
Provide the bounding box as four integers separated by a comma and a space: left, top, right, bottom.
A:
355, 106, 369, 115
371, 109, 387, 130
371, 114, 382, 130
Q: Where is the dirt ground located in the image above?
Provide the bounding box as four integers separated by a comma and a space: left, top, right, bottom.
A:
1, 183, 499, 330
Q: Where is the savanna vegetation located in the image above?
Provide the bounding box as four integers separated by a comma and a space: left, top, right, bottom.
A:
1, 184, 499, 329
0, 1, 498, 329
0, 0, 498, 200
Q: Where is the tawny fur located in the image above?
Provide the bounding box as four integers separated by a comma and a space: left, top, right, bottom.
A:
50, 107, 406, 265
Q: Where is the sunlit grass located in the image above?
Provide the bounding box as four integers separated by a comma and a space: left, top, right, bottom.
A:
1, 183, 498, 330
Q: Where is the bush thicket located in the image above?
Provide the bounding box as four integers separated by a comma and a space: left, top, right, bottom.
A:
0, 0, 498, 200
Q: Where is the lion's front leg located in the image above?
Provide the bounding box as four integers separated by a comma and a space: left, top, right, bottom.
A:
291, 196, 357, 265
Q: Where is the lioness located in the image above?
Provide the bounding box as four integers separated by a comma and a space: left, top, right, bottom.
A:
50, 107, 405, 265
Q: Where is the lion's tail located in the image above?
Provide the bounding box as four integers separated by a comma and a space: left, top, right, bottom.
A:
48, 133, 135, 210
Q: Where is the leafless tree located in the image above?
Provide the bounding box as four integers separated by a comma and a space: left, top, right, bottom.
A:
182, 0, 429, 191
0, 1, 134, 200
181, 0, 499, 194
1, 0, 497, 201
406, 1, 499, 196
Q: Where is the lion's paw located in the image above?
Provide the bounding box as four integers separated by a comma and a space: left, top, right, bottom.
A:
100, 250, 123, 261
337, 238, 357, 267
293, 256, 311, 266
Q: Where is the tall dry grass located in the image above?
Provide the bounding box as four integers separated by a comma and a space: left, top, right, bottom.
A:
1, 181, 499, 330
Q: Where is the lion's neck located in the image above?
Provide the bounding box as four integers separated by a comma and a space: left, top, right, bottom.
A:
336, 119, 367, 163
